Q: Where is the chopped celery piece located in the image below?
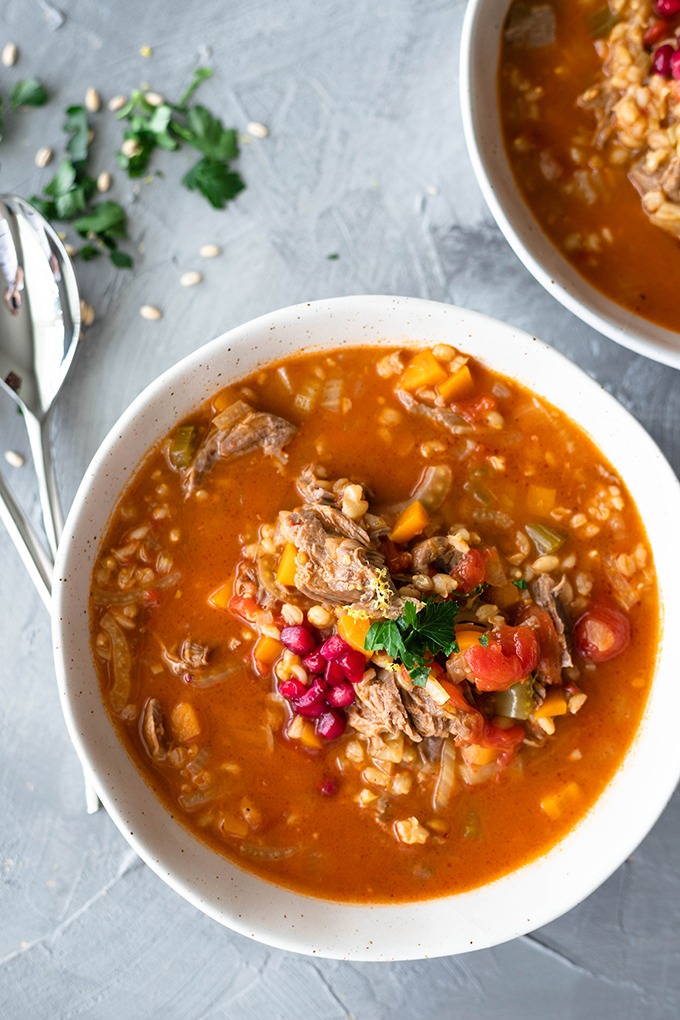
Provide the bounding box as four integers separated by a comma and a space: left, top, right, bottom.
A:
463, 810, 481, 839
493, 679, 535, 720
169, 424, 197, 469
525, 522, 568, 555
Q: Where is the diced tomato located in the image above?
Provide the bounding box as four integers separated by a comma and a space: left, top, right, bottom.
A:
380, 538, 413, 575
573, 604, 630, 663
517, 603, 562, 685
450, 393, 497, 424
451, 547, 486, 594
464, 623, 539, 691
228, 595, 261, 623
478, 720, 525, 767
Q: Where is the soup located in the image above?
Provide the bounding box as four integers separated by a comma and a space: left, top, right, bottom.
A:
500, 0, 680, 332
89, 344, 657, 903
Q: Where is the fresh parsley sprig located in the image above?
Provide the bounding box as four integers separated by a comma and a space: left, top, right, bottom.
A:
115, 68, 246, 210
365, 598, 459, 687
30, 105, 132, 268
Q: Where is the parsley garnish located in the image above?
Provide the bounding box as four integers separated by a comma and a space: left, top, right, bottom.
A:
512, 578, 528, 591
478, 632, 490, 647
115, 68, 246, 210
10, 78, 49, 111
31, 105, 132, 268
365, 598, 459, 687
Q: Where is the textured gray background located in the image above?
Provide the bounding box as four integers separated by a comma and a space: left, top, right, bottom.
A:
1, 0, 679, 1017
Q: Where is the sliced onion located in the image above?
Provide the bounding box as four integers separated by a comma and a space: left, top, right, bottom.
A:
433, 738, 457, 812
380, 465, 452, 516
100, 612, 132, 714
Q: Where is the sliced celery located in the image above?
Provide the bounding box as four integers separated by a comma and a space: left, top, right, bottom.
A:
525, 522, 568, 555
493, 679, 535, 720
169, 424, 197, 469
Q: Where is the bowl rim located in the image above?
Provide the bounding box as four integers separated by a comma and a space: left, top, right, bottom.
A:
459, 0, 680, 371
53, 294, 680, 960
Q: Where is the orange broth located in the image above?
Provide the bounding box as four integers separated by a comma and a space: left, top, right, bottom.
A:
89, 345, 658, 902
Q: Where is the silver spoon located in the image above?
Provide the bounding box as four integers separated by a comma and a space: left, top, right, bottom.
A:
0, 195, 100, 813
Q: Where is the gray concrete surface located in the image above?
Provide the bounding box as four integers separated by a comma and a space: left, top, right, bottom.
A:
1, 0, 679, 1016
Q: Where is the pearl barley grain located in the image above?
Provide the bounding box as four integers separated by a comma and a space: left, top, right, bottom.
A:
246, 120, 269, 138
108, 95, 127, 112
199, 243, 221, 258
35, 147, 53, 168
180, 271, 202, 287
97, 171, 111, 193
85, 87, 101, 112
140, 305, 162, 320
2, 43, 18, 67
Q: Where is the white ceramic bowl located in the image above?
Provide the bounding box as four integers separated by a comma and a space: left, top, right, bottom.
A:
53, 296, 680, 960
460, 0, 680, 370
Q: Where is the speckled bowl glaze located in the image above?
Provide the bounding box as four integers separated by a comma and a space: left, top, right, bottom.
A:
53, 296, 680, 960
460, 0, 680, 370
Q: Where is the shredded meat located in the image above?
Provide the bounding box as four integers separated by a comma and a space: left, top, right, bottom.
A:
279, 504, 400, 614
411, 535, 462, 575
532, 573, 573, 669
348, 667, 475, 744
295, 465, 337, 505
185, 401, 296, 491
141, 698, 169, 760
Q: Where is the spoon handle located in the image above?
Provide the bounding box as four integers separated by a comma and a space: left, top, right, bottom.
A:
0, 470, 52, 608
24, 410, 64, 560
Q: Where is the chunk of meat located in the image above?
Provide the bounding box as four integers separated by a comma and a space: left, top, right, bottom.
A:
295, 464, 337, 505
279, 504, 400, 614
503, 1, 556, 48
348, 667, 475, 744
629, 157, 680, 239
141, 698, 169, 760
411, 535, 463, 575
185, 401, 296, 491
531, 573, 573, 669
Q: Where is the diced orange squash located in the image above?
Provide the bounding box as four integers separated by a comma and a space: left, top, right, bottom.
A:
287, 714, 323, 749
171, 701, 201, 742
437, 363, 473, 403
212, 388, 233, 413
399, 349, 448, 392
527, 483, 556, 516
455, 626, 488, 654
462, 743, 498, 766
276, 542, 298, 586
533, 688, 568, 720
208, 582, 232, 610
540, 781, 581, 821
390, 500, 430, 544
337, 613, 371, 654
253, 634, 283, 666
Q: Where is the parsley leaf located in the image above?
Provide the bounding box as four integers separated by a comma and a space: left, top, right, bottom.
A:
64, 106, 89, 166
184, 106, 239, 161
10, 78, 49, 111
365, 598, 459, 686
178, 67, 214, 109
182, 157, 245, 209
512, 578, 528, 591
478, 632, 490, 647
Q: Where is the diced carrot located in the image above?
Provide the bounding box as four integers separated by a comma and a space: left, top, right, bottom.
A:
337, 613, 371, 654
455, 627, 488, 654
527, 483, 556, 516
253, 634, 283, 667
390, 500, 430, 544
540, 781, 581, 821
171, 701, 201, 742
209, 582, 232, 610
533, 688, 568, 720
398, 349, 448, 392
276, 542, 298, 586
437, 363, 473, 403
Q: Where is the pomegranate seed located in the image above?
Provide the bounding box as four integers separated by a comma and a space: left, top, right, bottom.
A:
319, 634, 352, 660
316, 708, 347, 740
280, 625, 317, 656
324, 658, 346, 686
292, 682, 327, 718
320, 778, 338, 796
336, 648, 366, 684
326, 680, 355, 708
671, 47, 680, 77
279, 677, 307, 699
301, 649, 326, 674
655, 0, 680, 17
652, 42, 675, 76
